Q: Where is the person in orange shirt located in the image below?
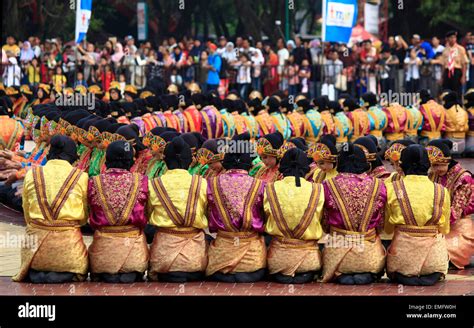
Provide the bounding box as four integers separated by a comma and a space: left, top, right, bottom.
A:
0, 98, 24, 152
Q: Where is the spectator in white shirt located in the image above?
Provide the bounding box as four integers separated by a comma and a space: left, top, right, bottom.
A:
250, 48, 265, 92
234, 53, 252, 99
404, 48, 422, 92
277, 38, 290, 75
3, 55, 21, 87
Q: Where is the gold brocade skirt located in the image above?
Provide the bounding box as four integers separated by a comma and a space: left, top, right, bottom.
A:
267, 237, 321, 277
13, 224, 88, 282
88, 226, 149, 274
206, 231, 267, 276
321, 230, 386, 282
387, 227, 449, 277
148, 228, 207, 279
446, 217, 474, 269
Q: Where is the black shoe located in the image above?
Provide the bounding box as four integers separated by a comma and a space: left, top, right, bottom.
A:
45, 272, 74, 284
353, 273, 374, 285
418, 273, 442, 286
393, 272, 421, 286
234, 269, 266, 283
157, 271, 204, 283
337, 274, 355, 285
28, 270, 47, 284
101, 273, 121, 283
119, 272, 138, 283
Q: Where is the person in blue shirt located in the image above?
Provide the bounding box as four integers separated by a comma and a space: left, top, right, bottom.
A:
206, 43, 221, 91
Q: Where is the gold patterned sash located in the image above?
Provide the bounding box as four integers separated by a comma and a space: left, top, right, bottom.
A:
392, 180, 445, 232
6, 121, 21, 150
210, 176, 262, 232
326, 177, 381, 233
266, 183, 321, 239
151, 175, 202, 227
313, 170, 326, 183
32, 167, 83, 221
330, 226, 377, 241
423, 102, 445, 133
256, 114, 271, 135
387, 106, 400, 133
447, 168, 468, 197
94, 173, 141, 226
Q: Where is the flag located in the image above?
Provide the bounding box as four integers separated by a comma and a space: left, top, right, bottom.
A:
322, 0, 358, 44
75, 0, 93, 44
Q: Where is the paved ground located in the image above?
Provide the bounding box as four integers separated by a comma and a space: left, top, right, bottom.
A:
0, 158, 473, 296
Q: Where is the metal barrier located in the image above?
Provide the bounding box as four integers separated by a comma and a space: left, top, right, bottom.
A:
1, 60, 442, 99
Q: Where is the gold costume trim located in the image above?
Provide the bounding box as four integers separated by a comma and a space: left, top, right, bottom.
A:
210, 177, 238, 232
266, 182, 321, 239
33, 167, 83, 221
151, 175, 202, 227
94, 173, 141, 226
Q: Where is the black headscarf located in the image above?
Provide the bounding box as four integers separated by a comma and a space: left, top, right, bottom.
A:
91, 118, 112, 133
427, 139, 457, 169
164, 136, 192, 170
279, 148, 309, 187
116, 124, 146, 152
223, 132, 252, 171
337, 143, 370, 174
313, 96, 329, 112
465, 90, 474, 108
181, 132, 200, 151
343, 97, 359, 111
47, 135, 78, 164
150, 126, 177, 136
354, 136, 383, 168
296, 98, 312, 114
419, 89, 433, 105
0, 104, 10, 116
264, 131, 284, 150
328, 100, 343, 114
361, 92, 377, 108
64, 109, 90, 125
105, 140, 135, 170
267, 96, 281, 114
400, 144, 430, 176
320, 134, 337, 154
289, 137, 308, 152
441, 90, 462, 109
160, 131, 181, 142
106, 123, 126, 134
190, 132, 206, 149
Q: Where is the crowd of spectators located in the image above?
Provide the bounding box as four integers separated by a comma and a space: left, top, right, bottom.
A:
2, 32, 474, 100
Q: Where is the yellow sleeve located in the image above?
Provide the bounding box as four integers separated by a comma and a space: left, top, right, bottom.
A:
383, 180, 395, 235
194, 178, 208, 230
264, 181, 324, 241
146, 179, 154, 219
464, 111, 469, 132
439, 189, 451, 235
78, 173, 89, 226
22, 170, 33, 224
147, 179, 161, 227
147, 174, 208, 230
301, 186, 324, 240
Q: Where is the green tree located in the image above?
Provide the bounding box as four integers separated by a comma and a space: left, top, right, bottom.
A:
419, 0, 474, 31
